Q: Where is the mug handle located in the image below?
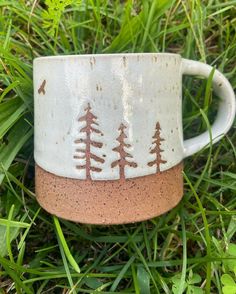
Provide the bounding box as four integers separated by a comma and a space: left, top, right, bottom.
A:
181, 58, 236, 158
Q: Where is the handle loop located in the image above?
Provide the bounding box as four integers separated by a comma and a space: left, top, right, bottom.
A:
182, 59, 236, 158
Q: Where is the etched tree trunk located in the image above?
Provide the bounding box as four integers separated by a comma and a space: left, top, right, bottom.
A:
111, 123, 137, 180
74, 103, 104, 179
148, 122, 167, 173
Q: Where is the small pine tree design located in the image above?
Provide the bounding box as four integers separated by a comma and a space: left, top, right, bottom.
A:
74, 103, 105, 179
111, 123, 137, 180
148, 122, 167, 173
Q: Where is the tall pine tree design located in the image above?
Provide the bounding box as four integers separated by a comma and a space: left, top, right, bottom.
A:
148, 122, 167, 173
111, 123, 137, 179
74, 103, 104, 179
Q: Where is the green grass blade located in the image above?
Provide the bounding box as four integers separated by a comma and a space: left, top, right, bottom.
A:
53, 216, 80, 273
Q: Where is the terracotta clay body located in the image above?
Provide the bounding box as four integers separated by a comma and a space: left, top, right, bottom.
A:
36, 162, 183, 224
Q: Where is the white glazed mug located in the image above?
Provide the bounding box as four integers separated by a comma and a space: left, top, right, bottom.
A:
34, 53, 235, 224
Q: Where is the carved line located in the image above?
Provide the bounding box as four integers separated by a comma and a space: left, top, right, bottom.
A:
38, 80, 46, 95
74, 103, 104, 179
148, 122, 167, 173
111, 123, 137, 180
74, 105, 167, 179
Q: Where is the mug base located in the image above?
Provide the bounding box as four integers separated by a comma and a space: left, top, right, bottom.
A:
35, 163, 183, 225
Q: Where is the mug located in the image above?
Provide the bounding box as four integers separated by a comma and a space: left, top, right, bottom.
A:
34, 53, 235, 224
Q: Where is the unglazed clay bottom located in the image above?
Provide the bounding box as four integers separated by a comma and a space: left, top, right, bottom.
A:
35, 162, 183, 225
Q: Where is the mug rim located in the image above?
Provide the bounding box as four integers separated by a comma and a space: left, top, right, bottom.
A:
34, 52, 181, 62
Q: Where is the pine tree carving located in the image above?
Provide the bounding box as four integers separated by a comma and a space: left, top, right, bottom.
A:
111, 123, 137, 179
74, 103, 104, 179
148, 122, 167, 173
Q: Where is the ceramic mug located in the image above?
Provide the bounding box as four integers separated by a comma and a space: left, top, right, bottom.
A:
34, 53, 235, 224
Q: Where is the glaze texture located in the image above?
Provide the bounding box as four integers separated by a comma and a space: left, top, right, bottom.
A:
34, 54, 183, 180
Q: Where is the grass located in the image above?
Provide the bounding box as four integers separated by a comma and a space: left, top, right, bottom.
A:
0, 0, 236, 293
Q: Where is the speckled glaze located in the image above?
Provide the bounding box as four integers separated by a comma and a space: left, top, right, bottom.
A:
34, 54, 183, 180
34, 53, 236, 224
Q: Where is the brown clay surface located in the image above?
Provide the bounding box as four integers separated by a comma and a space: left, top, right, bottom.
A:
35, 162, 183, 225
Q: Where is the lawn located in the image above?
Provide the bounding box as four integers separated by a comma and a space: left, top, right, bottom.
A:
0, 0, 236, 293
